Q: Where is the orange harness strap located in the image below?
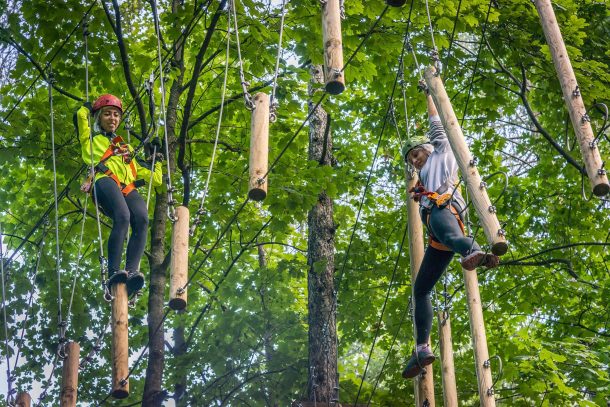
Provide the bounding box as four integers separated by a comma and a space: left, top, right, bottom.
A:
96, 136, 138, 196
427, 205, 466, 252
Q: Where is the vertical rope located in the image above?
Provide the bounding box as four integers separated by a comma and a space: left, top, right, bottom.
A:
0, 223, 14, 404
47, 70, 66, 354
269, 0, 287, 122
231, 0, 254, 109
190, 4, 232, 236
151, 0, 176, 221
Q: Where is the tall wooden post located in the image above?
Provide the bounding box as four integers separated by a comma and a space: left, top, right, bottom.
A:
535, 0, 610, 197
464, 268, 496, 407
169, 205, 189, 310
425, 66, 508, 256
437, 311, 458, 407
15, 392, 31, 407
405, 167, 436, 407
111, 283, 129, 399
60, 341, 80, 407
321, 0, 345, 95
249, 92, 270, 201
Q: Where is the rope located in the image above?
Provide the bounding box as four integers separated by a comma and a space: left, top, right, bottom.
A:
190, 7, 232, 236
424, 0, 441, 72
353, 220, 409, 405
0, 223, 15, 405
47, 69, 67, 356
269, 0, 287, 122
230, 0, 254, 110
151, 0, 176, 221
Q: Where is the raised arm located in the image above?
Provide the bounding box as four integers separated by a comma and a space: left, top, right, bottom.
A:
426, 93, 438, 118
425, 93, 449, 151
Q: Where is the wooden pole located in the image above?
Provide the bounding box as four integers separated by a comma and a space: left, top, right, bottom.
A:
405, 167, 435, 407
15, 392, 31, 407
111, 282, 129, 399
437, 311, 458, 407
424, 66, 508, 256
535, 0, 610, 197
60, 341, 80, 407
321, 0, 345, 95
463, 267, 496, 407
248, 92, 270, 201
385, 0, 407, 6
169, 205, 189, 310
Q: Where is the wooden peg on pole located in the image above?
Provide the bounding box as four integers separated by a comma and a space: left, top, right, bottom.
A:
437, 311, 458, 407
385, 0, 407, 6
169, 205, 189, 310
405, 167, 436, 407
248, 92, 270, 201
60, 341, 80, 407
111, 283, 129, 399
321, 0, 345, 95
424, 66, 508, 256
534, 0, 609, 197
463, 267, 496, 407
15, 392, 31, 407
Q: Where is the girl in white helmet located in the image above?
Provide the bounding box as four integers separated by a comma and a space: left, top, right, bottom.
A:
401, 90, 499, 379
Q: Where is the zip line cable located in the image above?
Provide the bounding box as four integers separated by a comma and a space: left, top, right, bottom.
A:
0, 223, 15, 405
190, 7, 233, 236
151, 0, 176, 222
48, 70, 67, 357
269, 0, 288, 122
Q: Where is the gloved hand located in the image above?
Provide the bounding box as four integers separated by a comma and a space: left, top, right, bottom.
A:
147, 152, 165, 163
83, 101, 93, 114
150, 137, 163, 151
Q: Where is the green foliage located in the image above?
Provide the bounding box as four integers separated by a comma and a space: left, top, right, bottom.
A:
0, 0, 609, 405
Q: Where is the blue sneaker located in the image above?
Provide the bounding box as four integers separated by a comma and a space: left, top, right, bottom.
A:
402, 347, 436, 379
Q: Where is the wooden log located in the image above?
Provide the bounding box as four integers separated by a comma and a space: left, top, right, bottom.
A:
169, 205, 189, 310
248, 92, 270, 201
386, 0, 407, 6
424, 66, 508, 256
15, 392, 31, 407
405, 167, 436, 407
321, 0, 345, 95
463, 267, 496, 407
535, 0, 609, 197
111, 282, 129, 399
437, 311, 458, 407
60, 341, 80, 407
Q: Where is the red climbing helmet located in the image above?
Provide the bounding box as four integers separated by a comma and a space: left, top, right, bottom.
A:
92, 94, 123, 114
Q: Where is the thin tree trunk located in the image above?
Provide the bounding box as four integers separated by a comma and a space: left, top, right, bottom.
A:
306, 64, 338, 402
173, 311, 187, 405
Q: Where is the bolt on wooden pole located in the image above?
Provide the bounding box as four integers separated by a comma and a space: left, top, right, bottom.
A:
405, 167, 436, 407
424, 66, 508, 256
321, 0, 345, 95
111, 283, 129, 399
463, 267, 496, 407
60, 341, 80, 407
535, 0, 609, 197
437, 310, 458, 407
248, 92, 270, 201
169, 205, 189, 310
15, 392, 31, 407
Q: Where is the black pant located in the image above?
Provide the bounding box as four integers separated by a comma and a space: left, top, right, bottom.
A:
93, 177, 148, 274
413, 204, 480, 344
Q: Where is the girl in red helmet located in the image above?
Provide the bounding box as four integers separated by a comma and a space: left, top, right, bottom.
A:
74, 94, 162, 296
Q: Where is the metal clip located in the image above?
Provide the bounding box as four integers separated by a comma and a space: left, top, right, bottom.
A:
488, 205, 497, 214
582, 113, 591, 123
176, 287, 185, 295
572, 86, 580, 97
257, 177, 266, 185
480, 181, 488, 189
497, 228, 506, 237
119, 378, 128, 387
469, 157, 478, 166
589, 140, 597, 149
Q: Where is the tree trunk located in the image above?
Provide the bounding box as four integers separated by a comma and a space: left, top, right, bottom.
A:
143, 1, 186, 403
306, 65, 338, 402
173, 311, 187, 405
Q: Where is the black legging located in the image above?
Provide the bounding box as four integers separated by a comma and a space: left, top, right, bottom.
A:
93, 177, 148, 274
413, 204, 480, 344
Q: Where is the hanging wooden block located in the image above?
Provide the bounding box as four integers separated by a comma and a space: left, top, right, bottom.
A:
111, 283, 129, 399
15, 392, 31, 407
60, 341, 80, 407
322, 0, 345, 95
424, 66, 508, 256
534, 0, 609, 197
169, 205, 189, 310
385, 0, 406, 6
248, 92, 270, 201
